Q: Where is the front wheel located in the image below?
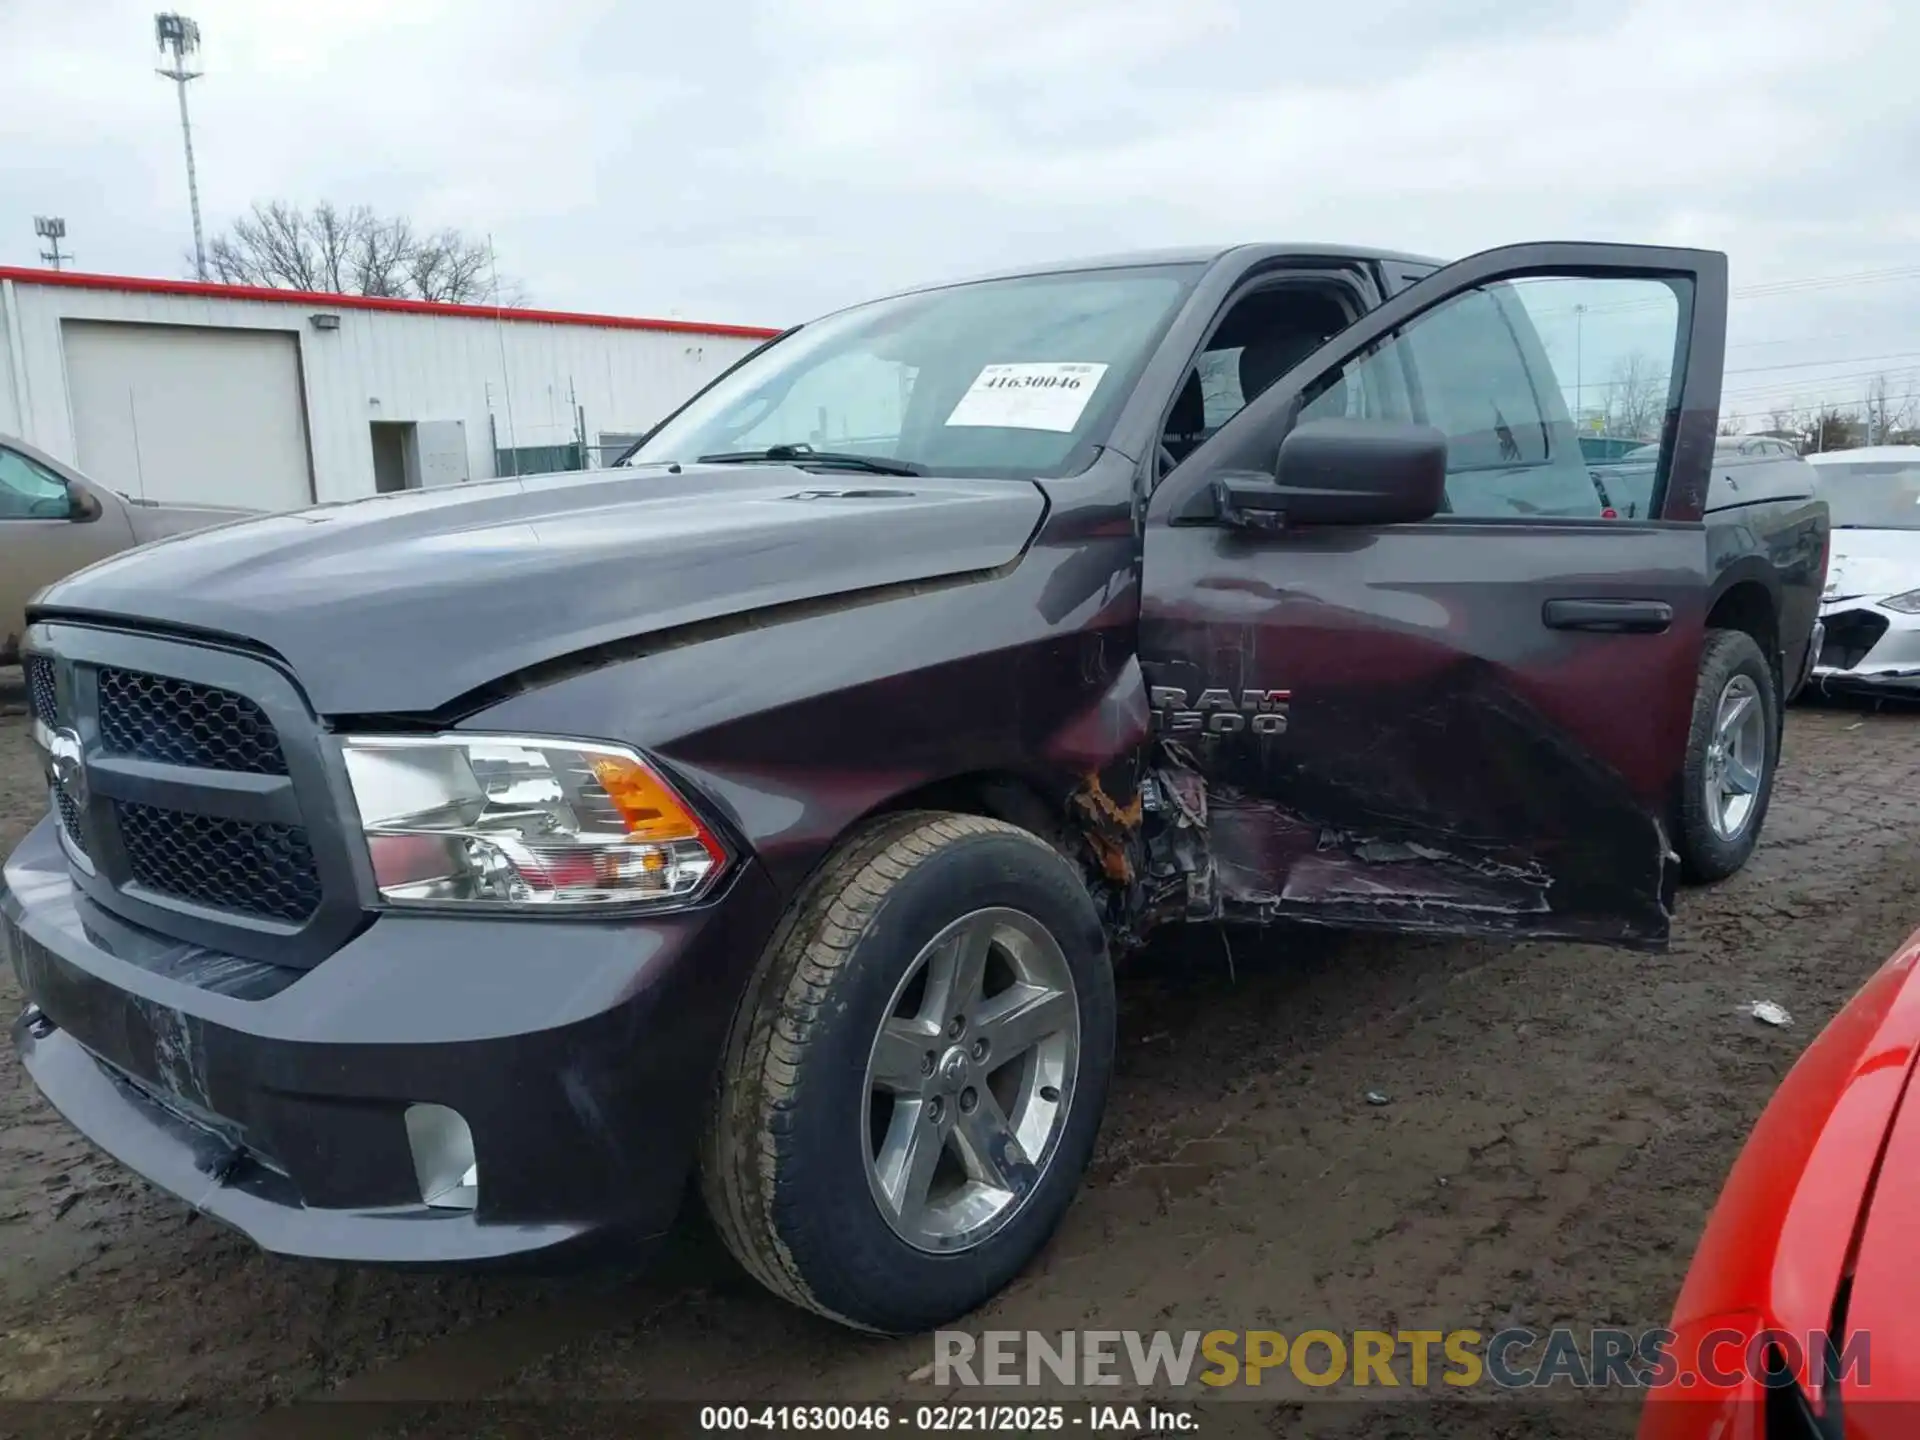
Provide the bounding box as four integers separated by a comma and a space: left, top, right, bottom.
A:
1675, 629, 1779, 883
700, 812, 1115, 1333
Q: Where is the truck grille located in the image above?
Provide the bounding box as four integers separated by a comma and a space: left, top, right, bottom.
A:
97, 667, 289, 775
54, 782, 90, 859
25, 626, 359, 966
116, 802, 321, 923
26, 654, 58, 725
27, 655, 87, 856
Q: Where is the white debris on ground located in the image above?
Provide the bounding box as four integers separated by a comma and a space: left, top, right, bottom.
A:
1747, 1000, 1793, 1027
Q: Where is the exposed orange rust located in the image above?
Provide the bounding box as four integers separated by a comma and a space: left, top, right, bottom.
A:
1070, 771, 1143, 884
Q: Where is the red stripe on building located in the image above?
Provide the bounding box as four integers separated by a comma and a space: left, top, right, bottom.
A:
0, 266, 782, 341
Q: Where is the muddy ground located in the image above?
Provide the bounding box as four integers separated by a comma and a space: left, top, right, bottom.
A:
2, 663, 1917, 1438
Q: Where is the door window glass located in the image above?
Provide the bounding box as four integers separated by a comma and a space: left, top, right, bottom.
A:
1296, 276, 1686, 518
1198, 349, 1246, 431
0, 448, 73, 520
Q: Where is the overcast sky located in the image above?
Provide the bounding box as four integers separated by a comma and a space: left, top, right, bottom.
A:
3, 0, 1917, 424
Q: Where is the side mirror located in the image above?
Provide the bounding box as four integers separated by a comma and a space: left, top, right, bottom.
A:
1216, 418, 1447, 529
66, 484, 103, 522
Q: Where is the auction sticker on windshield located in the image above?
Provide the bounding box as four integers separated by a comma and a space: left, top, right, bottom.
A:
945, 362, 1109, 432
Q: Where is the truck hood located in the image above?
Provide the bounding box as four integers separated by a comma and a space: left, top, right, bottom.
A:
1824, 528, 1920, 602
34, 465, 1046, 715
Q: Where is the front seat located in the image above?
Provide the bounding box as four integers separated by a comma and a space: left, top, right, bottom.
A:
1238, 324, 1348, 418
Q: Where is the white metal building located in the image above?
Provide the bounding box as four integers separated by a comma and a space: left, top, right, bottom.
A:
0, 267, 776, 512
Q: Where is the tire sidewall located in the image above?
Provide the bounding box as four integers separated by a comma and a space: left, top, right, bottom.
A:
770, 828, 1115, 1334
1678, 630, 1778, 882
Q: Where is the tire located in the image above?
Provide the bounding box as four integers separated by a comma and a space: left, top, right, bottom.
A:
699, 811, 1115, 1334
1675, 628, 1779, 883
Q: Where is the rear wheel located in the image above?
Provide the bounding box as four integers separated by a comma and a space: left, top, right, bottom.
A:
1676, 629, 1779, 882
700, 812, 1114, 1333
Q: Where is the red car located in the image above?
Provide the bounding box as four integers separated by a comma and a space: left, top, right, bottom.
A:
1642, 922, 1920, 1438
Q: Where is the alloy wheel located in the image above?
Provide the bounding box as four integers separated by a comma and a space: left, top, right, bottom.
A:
861, 907, 1080, 1254
1704, 672, 1768, 841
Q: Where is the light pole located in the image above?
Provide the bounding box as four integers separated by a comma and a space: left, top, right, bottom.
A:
33, 217, 71, 271
154, 13, 207, 281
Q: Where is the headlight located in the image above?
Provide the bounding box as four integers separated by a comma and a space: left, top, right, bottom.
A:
340, 735, 726, 909
1882, 589, 1920, 614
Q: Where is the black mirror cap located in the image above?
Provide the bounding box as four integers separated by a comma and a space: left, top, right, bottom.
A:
1270, 418, 1448, 526
67, 484, 104, 522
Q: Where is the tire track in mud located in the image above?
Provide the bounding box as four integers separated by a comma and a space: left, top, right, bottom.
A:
2, 690, 1918, 1432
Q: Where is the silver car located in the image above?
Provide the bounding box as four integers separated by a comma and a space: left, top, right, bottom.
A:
1, 435, 253, 664
1807, 447, 1920, 697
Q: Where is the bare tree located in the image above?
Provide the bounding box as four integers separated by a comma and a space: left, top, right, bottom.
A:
202, 201, 518, 304
1759, 403, 1828, 454
206, 200, 328, 290
348, 214, 416, 298
1807, 405, 1865, 453
1716, 409, 1746, 436
408, 228, 502, 303
1602, 351, 1667, 439
307, 202, 357, 293
1864, 373, 1919, 446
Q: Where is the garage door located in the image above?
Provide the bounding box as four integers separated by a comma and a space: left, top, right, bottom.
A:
62, 321, 313, 512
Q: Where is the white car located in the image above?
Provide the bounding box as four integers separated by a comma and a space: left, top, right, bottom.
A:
1807, 446, 1920, 697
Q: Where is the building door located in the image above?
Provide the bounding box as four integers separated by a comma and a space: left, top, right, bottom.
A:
62, 321, 314, 512
369, 422, 413, 494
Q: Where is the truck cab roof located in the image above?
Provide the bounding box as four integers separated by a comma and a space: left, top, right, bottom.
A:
877, 243, 1448, 301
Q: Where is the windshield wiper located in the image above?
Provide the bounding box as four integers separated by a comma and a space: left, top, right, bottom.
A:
696, 444, 925, 477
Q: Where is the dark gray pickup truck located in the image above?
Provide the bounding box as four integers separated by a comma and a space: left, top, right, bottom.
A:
5, 240, 1826, 1334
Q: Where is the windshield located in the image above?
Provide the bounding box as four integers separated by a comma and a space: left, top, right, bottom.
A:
627, 265, 1203, 479
1815, 459, 1920, 529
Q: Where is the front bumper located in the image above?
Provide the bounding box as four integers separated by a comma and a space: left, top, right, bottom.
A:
3, 817, 777, 1264
1811, 599, 1920, 696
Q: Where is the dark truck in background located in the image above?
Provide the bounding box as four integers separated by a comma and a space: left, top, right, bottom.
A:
5, 241, 1826, 1334
1587, 432, 1827, 712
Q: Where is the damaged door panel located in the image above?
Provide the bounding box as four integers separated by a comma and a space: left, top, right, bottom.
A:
1139, 244, 1727, 949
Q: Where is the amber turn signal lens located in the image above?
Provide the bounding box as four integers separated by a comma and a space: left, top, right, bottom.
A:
589, 753, 707, 842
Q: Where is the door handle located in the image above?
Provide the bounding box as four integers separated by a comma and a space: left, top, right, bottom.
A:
1542, 598, 1673, 633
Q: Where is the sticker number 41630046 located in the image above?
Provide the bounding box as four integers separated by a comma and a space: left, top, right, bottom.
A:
945, 362, 1109, 433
